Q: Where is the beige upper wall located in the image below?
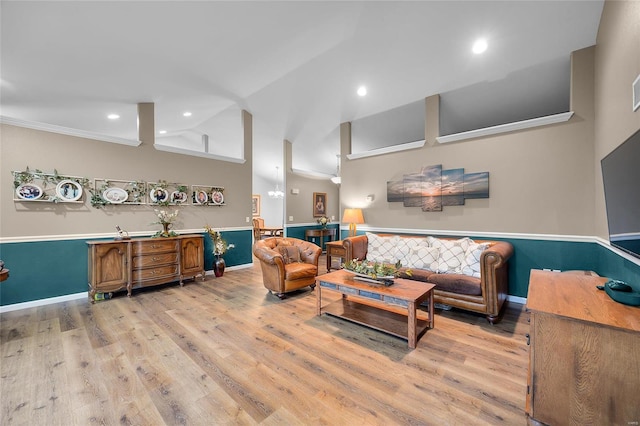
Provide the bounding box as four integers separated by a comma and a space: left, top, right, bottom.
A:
0, 112, 253, 238
594, 0, 640, 238
340, 46, 596, 236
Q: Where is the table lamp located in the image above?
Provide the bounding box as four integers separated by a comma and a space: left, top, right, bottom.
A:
342, 208, 364, 237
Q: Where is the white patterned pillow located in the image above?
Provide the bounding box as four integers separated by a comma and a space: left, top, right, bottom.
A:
394, 237, 429, 266
405, 245, 439, 271
461, 243, 489, 278
366, 233, 398, 263
428, 237, 471, 274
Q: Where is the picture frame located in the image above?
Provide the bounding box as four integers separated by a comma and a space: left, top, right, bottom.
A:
313, 192, 327, 217
252, 194, 261, 216
56, 179, 83, 201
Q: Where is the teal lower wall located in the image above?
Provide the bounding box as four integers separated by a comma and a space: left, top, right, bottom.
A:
286, 224, 340, 251
339, 230, 640, 298
2, 228, 639, 306
0, 229, 253, 306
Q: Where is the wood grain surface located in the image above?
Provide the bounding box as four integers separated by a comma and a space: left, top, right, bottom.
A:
1, 256, 531, 425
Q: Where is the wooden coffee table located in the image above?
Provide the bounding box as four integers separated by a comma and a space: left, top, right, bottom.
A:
316, 269, 435, 349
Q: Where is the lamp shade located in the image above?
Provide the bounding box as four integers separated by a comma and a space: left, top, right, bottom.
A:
342, 208, 364, 224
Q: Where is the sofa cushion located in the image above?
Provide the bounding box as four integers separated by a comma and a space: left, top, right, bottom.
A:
400, 267, 435, 282
428, 237, 471, 274
394, 237, 430, 265
427, 273, 482, 296
461, 242, 489, 278
366, 232, 398, 263
284, 262, 317, 280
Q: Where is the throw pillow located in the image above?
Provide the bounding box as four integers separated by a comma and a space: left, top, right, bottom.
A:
405, 244, 440, 271
394, 237, 430, 266
428, 237, 471, 274
277, 245, 300, 264
461, 242, 489, 278
366, 232, 398, 263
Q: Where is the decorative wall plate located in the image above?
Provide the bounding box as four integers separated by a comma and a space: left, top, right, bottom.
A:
56, 179, 83, 201
16, 184, 43, 200
195, 190, 208, 204
170, 191, 187, 204
211, 190, 224, 205
102, 187, 128, 204
149, 187, 169, 204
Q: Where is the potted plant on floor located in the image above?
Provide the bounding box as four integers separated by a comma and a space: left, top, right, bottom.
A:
205, 226, 235, 277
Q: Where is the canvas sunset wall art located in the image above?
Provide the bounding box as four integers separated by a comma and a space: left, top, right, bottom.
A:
387, 164, 489, 213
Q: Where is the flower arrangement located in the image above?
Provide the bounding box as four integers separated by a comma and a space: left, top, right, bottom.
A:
151, 209, 179, 237
317, 216, 330, 228
204, 225, 235, 256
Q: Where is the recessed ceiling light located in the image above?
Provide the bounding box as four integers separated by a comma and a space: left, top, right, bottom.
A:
158, 130, 167, 134
107, 113, 120, 120
183, 111, 192, 117
472, 38, 488, 54
357, 86, 367, 97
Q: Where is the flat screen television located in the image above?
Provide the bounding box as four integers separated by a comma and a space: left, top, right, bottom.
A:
601, 127, 640, 259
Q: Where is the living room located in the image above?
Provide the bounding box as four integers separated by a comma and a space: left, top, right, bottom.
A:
1, 0, 639, 424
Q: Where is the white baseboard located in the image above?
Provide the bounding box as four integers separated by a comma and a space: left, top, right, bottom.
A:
507, 295, 527, 305
0, 292, 87, 313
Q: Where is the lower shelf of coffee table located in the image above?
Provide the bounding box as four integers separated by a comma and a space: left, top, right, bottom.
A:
322, 298, 430, 341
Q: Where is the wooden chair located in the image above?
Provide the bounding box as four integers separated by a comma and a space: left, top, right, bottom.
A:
253, 218, 267, 241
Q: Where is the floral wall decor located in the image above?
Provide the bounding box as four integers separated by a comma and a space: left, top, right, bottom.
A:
387, 164, 489, 212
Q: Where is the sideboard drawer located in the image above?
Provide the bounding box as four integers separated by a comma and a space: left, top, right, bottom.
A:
132, 264, 180, 282
132, 252, 179, 268
132, 240, 178, 255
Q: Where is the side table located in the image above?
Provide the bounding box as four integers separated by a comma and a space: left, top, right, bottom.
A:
325, 240, 345, 272
305, 228, 336, 252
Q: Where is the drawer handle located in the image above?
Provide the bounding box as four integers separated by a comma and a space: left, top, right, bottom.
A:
153, 257, 159, 261
525, 333, 530, 346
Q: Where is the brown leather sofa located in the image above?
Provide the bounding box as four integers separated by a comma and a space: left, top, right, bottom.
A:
342, 234, 514, 323
253, 237, 322, 299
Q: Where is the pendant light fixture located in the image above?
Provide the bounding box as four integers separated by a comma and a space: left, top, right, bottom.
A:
268, 166, 284, 199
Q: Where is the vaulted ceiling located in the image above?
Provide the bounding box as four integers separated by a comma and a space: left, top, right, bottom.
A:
1, 1, 604, 180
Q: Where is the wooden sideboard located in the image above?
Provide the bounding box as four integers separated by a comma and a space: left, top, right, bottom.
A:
87, 235, 204, 302
526, 270, 640, 425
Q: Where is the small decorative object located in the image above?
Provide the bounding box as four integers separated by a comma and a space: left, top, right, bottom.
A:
317, 215, 330, 229
343, 259, 409, 286
205, 225, 235, 277
313, 192, 327, 217
114, 225, 130, 241
151, 209, 179, 237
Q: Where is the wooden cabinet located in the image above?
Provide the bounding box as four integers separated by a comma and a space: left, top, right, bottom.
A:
87, 241, 129, 300
87, 235, 204, 302
526, 270, 640, 425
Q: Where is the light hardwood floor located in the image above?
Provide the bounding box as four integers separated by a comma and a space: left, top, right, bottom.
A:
1, 257, 530, 425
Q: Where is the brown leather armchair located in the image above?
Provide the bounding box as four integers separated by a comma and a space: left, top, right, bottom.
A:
253, 237, 322, 299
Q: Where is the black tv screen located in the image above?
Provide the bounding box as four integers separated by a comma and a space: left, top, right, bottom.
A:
601, 127, 640, 259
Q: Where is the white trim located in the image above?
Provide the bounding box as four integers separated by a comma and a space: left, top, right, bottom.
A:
0, 227, 253, 244
340, 225, 596, 243
291, 168, 335, 180
346, 140, 425, 160
153, 143, 245, 164
507, 295, 527, 305
594, 236, 640, 265
436, 111, 574, 144
0, 292, 87, 313
0, 116, 141, 147
633, 73, 640, 112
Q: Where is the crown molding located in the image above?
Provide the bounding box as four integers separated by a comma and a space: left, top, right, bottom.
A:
0, 116, 141, 146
